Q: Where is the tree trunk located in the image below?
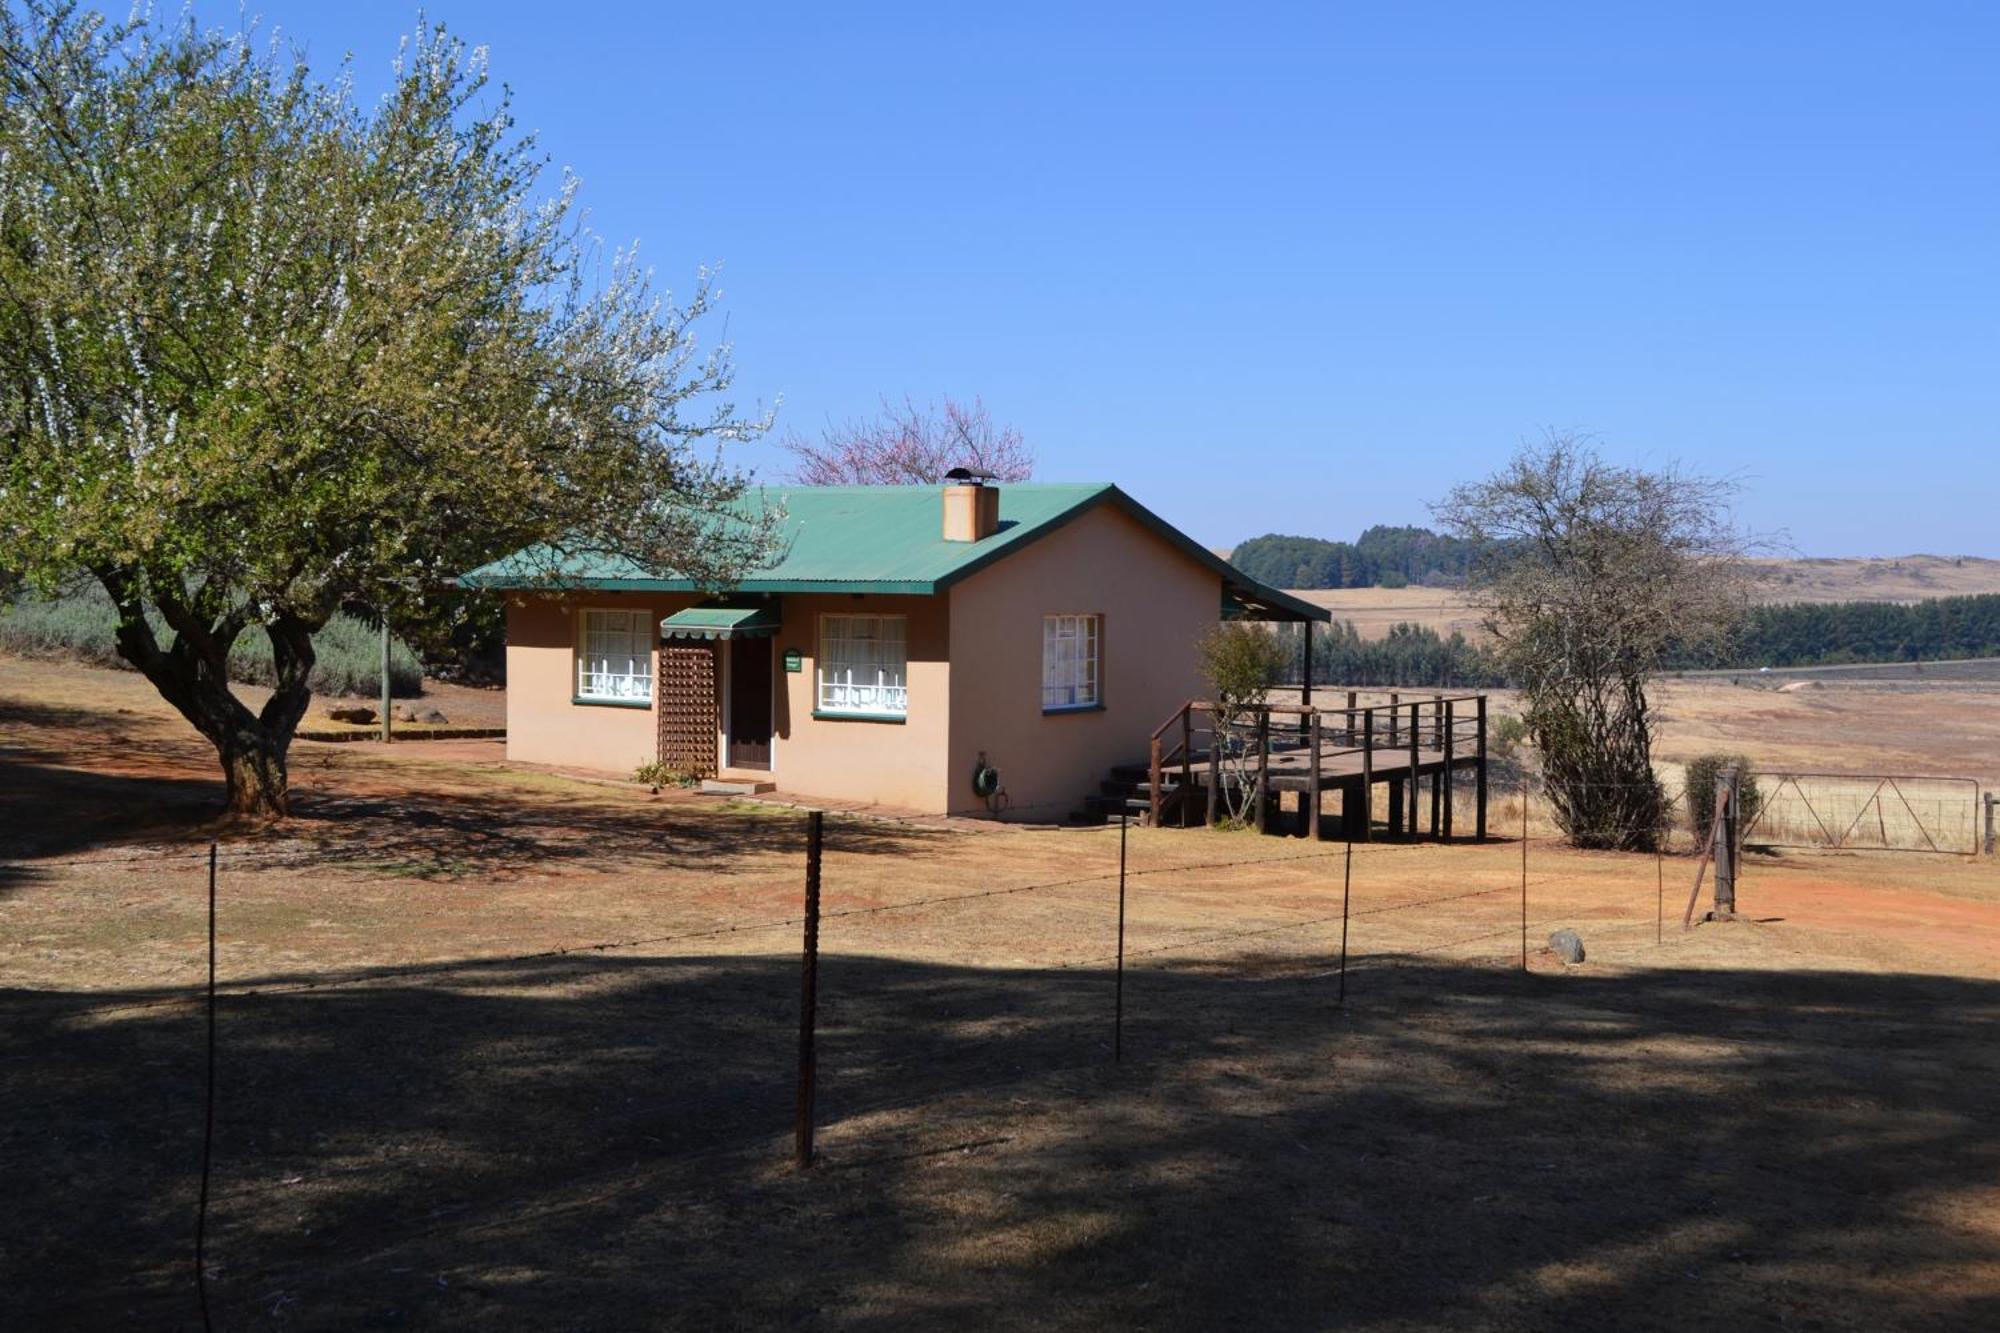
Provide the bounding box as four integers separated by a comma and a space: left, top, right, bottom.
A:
218, 724, 293, 817
95, 568, 319, 819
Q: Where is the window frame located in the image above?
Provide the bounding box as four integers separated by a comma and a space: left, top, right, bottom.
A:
1041, 612, 1104, 714
813, 612, 910, 721
573, 606, 655, 707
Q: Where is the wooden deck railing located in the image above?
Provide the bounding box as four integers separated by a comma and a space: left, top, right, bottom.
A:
1145, 692, 1489, 839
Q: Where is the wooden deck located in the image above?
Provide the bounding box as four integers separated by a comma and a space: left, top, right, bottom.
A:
1147, 693, 1492, 840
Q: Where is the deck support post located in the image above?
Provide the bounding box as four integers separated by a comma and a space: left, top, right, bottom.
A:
1407, 702, 1421, 838
1358, 708, 1374, 843
1307, 711, 1323, 841
1255, 711, 1271, 835
1441, 700, 1455, 839
1148, 735, 1164, 828
1180, 708, 1194, 829
1206, 710, 1220, 828
1388, 693, 1399, 747
1300, 622, 1314, 738
1475, 695, 1489, 841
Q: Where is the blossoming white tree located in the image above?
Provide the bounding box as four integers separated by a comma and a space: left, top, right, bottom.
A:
0, 4, 775, 815
781, 395, 1033, 484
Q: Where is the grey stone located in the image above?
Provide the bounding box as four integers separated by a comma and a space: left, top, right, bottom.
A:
420, 708, 449, 724
1548, 928, 1585, 965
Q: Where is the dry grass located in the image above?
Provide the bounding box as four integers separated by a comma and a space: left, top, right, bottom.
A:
1295, 554, 2000, 642
4, 653, 1999, 1329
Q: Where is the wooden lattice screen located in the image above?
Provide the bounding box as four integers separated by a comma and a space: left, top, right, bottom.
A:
658, 642, 719, 778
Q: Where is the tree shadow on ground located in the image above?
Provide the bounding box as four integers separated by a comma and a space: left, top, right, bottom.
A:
0, 695, 945, 872
6, 951, 1997, 1330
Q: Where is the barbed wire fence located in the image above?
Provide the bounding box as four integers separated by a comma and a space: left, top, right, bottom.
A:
4, 776, 1774, 1326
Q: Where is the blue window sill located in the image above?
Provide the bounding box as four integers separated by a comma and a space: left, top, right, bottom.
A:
1042, 702, 1104, 716
813, 710, 907, 724
573, 695, 653, 709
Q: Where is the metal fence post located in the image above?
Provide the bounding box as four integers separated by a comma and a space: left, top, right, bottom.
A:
1520, 773, 1529, 972
1337, 836, 1352, 1005
1986, 791, 1996, 856
795, 810, 824, 1169
196, 842, 217, 1330
1115, 812, 1129, 1062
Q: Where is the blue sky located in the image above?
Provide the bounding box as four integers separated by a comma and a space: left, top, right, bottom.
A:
204, 2, 1995, 555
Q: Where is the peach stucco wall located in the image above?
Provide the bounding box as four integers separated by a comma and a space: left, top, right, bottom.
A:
768, 592, 952, 810
505, 589, 952, 808
945, 504, 1216, 817
504, 591, 699, 774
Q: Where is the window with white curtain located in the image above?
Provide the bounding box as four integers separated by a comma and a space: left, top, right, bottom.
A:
576, 609, 652, 702
1042, 613, 1101, 710
817, 614, 908, 716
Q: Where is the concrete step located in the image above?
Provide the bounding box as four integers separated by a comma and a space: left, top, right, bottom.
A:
698, 778, 777, 796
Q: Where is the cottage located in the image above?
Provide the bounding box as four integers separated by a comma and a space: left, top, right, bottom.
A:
459, 476, 1327, 818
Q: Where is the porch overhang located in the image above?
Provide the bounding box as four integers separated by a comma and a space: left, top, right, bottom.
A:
660, 605, 782, 641
1222, 580, 1328, 623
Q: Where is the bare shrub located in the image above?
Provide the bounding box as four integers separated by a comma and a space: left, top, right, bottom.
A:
1437, 432, 1758, 851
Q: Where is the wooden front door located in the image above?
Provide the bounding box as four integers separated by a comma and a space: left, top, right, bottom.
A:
727, 638, 773, 770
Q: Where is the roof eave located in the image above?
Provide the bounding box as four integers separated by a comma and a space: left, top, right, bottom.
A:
458, 573, 944, 596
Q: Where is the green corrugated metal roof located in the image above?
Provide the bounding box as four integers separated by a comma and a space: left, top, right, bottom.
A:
659, 605, 781, 640
459, 483, 1327, 621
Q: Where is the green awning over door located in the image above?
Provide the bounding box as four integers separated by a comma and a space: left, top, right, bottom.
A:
659, 606, 782, 641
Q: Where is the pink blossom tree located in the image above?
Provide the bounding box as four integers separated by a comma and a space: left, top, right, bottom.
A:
780, 396, 1034, 484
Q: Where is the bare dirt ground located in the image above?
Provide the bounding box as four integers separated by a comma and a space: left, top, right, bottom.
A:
1295, 554, 2000, 642
4, 654, 1998, 1330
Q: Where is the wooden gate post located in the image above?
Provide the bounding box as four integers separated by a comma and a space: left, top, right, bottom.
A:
1986, 791, 1997, 856
1714, 766, 1739, 917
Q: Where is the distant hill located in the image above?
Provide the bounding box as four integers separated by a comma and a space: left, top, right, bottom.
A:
1291, 556, 2000, 643
1746, 555, 2000, 604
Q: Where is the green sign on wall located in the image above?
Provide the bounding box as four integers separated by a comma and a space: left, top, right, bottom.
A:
783, 648, 803, 673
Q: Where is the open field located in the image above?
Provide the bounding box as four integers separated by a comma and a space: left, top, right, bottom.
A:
4, 654, 1999, 1329
1295, 554, 2000, 641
